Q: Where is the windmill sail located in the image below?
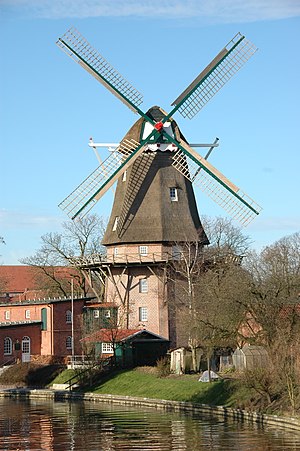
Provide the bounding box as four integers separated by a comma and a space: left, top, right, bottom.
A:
57, 30, 261, 226
59, 139, 145, 219
56, 28, 143, 114
171, 140, 261, 226
171, 33, 257, 120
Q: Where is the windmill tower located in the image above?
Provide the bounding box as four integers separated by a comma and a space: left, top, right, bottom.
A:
57, 29, 261, 346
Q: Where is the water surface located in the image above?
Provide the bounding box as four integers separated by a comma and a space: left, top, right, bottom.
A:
1, 398, 300, 450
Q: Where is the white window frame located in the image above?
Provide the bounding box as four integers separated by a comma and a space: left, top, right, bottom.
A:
25, 309, 31, 319
114, 247, 118, 256
66, 310, 72, 324
139, 245, 148, 256
4, 337, 12, 355
172, 245, 182, 260
122, 170, 127, 182
112, 216, 119, 231
93, 310, 100, 318
102, 342, 114, 354
170, 187, 178, 201
4, 311, 10, 321
22, 336, 30, 354
139, 278, 148, 293
139, 307, 148, 322
104, 309, 111, 318
66, 336, 72, 350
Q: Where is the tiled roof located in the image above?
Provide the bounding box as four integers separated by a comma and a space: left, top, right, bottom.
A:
84, 303, 118, 308
82, 328, 168, 343
0, 266, 36, 293
0, 265, 78, 298
82, 328, 142, 343
0, 320, 42, 328
0, 296, 91, 307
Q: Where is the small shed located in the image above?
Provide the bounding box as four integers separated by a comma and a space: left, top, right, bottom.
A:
81, 328, 169, 367
232, 344, 269, 371
170, 347, 202, 374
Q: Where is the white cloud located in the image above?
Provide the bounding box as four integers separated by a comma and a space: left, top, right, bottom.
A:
0, 209, 62, 229
249, 216, 300, 232
1, 0, 300, 22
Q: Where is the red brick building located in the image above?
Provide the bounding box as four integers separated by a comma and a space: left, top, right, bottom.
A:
0, 266, 90, 365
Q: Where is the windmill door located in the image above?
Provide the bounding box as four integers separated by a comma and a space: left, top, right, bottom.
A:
21, 336, 31, 363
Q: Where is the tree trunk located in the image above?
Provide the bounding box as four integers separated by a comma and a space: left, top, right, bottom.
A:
207, 355, 211, 382
191, 346, 198, 372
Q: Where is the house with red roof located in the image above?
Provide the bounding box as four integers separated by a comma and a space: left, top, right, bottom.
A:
0, 266, 169, 367
81, 328, 169, 366
0, 265, 82, 302
0, 266, 93, 365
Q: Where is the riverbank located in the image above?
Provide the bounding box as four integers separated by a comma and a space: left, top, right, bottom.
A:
1, 364, 300, 429
1, 387, 300, 432
51, 366, 237, 405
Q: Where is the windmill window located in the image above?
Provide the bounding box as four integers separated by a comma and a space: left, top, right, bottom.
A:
4, 311, 10, 321
139, 245, 148, 256
66, 310, 72, 324
139, 278, 148, 293
170, 187, 178, 201
102, 342, 113, 354
4, 337, 12, 355
93, 310, 100, 318
139, 307, 148, 322
172, 245, 182, 260
114, 248, 118, 256
112, 217, 119, 231
66, 336, 72, 350
122, 171, 127, 182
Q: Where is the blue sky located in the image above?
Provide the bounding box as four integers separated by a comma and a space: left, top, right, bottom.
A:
1, 0, 300, 264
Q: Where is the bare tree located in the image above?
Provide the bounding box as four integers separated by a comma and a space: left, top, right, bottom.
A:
237, 232, 300, 413
21, 214, 106, 297
243, 232, 300, 347
202, 215, 252, 257
170, 217, 252, 373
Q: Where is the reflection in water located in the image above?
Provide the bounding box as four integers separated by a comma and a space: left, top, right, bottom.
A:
0, 398, 300, 450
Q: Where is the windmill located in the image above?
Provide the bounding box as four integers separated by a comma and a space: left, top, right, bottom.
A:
57, 28, 262, 229
57, 29, 261, 345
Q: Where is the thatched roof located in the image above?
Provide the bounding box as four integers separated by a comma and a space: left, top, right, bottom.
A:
102, 106, 208, 246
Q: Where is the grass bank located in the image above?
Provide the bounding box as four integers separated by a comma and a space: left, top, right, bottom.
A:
50, 367, 238, 406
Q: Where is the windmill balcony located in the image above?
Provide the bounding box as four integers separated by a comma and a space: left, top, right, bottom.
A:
68, 250, 183, 268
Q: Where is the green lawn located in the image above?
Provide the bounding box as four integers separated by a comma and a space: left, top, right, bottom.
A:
48, 369, 78, 385
87, 368, 237, 406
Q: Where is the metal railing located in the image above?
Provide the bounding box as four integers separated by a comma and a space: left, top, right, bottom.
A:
63, 356, 114, 390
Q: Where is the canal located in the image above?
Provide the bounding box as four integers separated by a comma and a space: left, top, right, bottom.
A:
1, 398, 300, 450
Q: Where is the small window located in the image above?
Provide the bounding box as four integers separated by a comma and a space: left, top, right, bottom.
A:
66, 310, 72, 324
172, 245, 182, 260
4, 311, 10, 320
139, 278, 148, 293
66, 336, 72, 350
170, 187, 178, 201
114, 247, 118, 256
93, 310, 100, 318
139, 307, 148, 322
4, 337, 12, 355
102, 342, 114, 354
25, 309, 31, 319
104, 309, 111, 318
22, 336, 30, 354
112, 217, 119, 231
139, 245, 148, 256
122, 170, 127, 182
